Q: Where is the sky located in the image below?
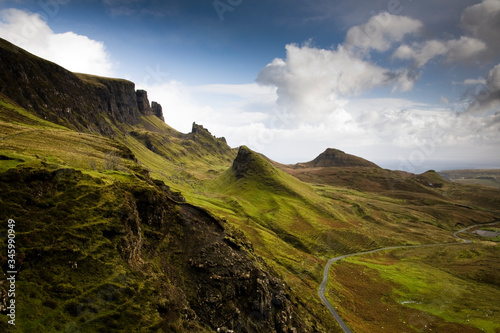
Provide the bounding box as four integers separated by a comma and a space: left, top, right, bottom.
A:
0, 0, 499, 172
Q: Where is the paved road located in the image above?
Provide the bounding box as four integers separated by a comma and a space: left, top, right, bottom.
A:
318, 221, 500, 333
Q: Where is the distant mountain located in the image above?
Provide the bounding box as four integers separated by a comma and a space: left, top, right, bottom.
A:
297, 148, 379, 168
278, 149, 468, 196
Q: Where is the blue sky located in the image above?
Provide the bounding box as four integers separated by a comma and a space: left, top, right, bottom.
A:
1, 0, 499, 172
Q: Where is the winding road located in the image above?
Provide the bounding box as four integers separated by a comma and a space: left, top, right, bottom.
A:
318, 221, 500, 333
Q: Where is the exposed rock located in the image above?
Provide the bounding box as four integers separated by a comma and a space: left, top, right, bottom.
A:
136, 89, 152, 115
232, 145, 257, 179
93, 77, 142, 125
118, 194, 144, 268
176, 203, 298, 332
190, 122, 233, 156
231, 146, 280, 181
129, 181, 304, 332
152, 101, 164, 121
192, 122, 210, 135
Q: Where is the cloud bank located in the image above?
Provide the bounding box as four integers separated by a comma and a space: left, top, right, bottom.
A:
139, 0, 500, 170
250, 1, 500, 168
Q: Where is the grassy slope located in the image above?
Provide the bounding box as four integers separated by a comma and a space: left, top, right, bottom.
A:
189, 147, 500, 332
275, 162, 500, 332
1, 80, 500, 332
1, 95, 307, 332
0, 96, 178, 331
328, 243, 500, 332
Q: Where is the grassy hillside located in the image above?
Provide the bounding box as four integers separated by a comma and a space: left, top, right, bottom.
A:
189, 146, 500, 333
2, 85, 500, 332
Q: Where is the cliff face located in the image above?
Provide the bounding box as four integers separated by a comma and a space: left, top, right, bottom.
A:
133, 186, 300, 332
0, 38, 164, 134
136, 89, 152, 116
152, 101, 164, 122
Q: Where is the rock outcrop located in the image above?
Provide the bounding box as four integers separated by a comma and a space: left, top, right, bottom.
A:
136, 89, 152, 115
129, 179, 302, 332
152, 101, 164, 122
190, 122, 231, 155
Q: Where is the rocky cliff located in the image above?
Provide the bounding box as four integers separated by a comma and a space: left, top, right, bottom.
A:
0, 38, 164, 134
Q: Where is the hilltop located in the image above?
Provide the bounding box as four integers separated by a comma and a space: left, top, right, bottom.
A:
296, 148, 379, 168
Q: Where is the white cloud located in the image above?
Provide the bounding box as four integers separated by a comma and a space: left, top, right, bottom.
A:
467, 63, 500, 112
345, 13, 423, 53
445, 36, 488, 64
487, 63, 500, 91
461, 78, 487, 85
140, 74, 500, 171
249, 10, 499, 168
391, 1, 500, 67
0, 8, 114, 76
461, 0, 500, 58
393, 37, 487, 68
256, 43, 417, 124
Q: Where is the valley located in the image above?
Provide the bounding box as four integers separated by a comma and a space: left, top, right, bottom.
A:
320, 221, 500, 333
439, 170, 500, 189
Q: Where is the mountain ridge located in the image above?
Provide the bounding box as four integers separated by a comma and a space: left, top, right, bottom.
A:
0, 38, 164, 134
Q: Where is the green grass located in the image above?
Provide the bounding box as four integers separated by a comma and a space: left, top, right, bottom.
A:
186, 147, 499, 333
0, 166, 158, 331
329, 245, 500, 332
0, 97, 68, 130
440, 169, 500, 189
